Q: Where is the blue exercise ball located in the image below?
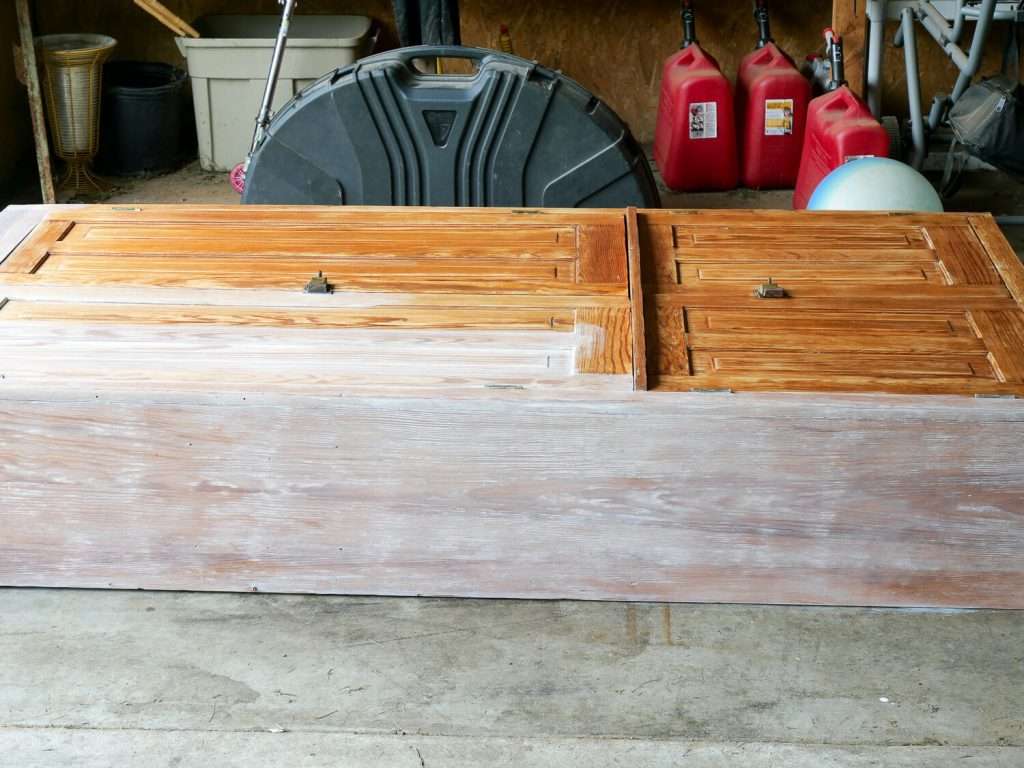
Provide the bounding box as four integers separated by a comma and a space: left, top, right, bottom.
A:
807, 157, 944, 212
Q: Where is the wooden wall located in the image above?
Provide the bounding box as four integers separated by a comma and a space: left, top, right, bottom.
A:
0, 3, 34, 205
29, 0, 837, 143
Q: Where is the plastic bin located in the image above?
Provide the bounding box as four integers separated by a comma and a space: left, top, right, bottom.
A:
98, 61, 191, 175
176, 15, 374, 171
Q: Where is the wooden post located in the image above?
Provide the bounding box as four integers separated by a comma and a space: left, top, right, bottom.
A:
14, 0, 56, 204
833, 0, 868, 97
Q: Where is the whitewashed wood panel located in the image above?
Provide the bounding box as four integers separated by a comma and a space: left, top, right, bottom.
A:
2, 393, 1021, 608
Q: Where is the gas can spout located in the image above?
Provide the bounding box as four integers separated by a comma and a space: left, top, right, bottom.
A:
754, 1, 773, 48
827, 33, 848, 90
680, 1, 698, 49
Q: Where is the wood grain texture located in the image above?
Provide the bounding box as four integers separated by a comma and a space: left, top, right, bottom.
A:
573, 307, 631, 375
0, 218, 73, 273
1, 205, 635, 387
0, 301, 578, 331
11, 209, 626, 295
2, 204, 1024, 608
626, 207, 647, 391
832, 0, 867, 95
1, 393, 1021, 608
971, 214, 1024, 306
926, 224, 1004, 285
968, 310, 1024, 383
0, 206, 67, 265
640, 210, 1024, 395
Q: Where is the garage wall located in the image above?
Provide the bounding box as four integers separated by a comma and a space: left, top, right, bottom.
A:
30, 0, 834, 143
0, 3, 35, 206
19, 0, 1018, 168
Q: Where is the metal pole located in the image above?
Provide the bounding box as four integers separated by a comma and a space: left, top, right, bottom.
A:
865, 0, 887, 117
948, 0, 997, 103
901, 8, 927, 169
14, 0, 55, 204
249, 0, 298, 156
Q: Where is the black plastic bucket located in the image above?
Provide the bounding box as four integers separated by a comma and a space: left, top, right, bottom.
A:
98, 61, 192, 175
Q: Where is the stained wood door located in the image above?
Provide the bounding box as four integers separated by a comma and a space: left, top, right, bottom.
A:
640, 210, 1024, 395
0, 205, 639, 394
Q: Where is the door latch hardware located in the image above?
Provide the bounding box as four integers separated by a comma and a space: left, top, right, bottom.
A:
304, 271, 333, 294
754, 278, 786, 299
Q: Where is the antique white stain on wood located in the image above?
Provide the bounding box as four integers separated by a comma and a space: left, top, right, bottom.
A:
1, 204, 1023, 608
1, 394, 1021, 607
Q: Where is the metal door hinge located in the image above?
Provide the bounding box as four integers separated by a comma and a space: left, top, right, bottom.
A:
691, 387, 733, 394
974, 393, 1017, 399
754, 278, 786, 299
304, 271, 333, 294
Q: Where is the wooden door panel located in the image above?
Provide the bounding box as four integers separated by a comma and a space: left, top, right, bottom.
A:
654, 217, 1006, 293
4, 206, 1024, 397
673, 222, 930, 248
689, 351, 998, 379
0, 206, 638, 390
685, 308, 978, 336
661, 305, 997, 382
65, 222, 576, 250
34, 252, 579, 290
925, 224, 1005, 285
0, 300, 578, 331
0, 301, 631, 393
968, 310, 1024, 383
676, 261, 944, 287
641, 211, 1024, 395
2, 206, 629, 295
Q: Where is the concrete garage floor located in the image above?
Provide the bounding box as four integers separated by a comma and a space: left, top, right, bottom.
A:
3, 591, 1023, 767
3, 163, 1023, 767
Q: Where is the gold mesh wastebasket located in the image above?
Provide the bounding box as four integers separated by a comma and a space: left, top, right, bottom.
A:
36, 34, 117, 196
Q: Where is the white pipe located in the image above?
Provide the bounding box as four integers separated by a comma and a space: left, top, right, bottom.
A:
902, 8, 927, 169
866, 0, 887, 117
949, 0, 998, 102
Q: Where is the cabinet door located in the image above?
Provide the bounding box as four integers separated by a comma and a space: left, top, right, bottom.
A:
1, 206, 627, 295
0, 206, 636, 394
641, 211, 1024, 395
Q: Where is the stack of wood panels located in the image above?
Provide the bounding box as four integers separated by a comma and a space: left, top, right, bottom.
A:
1, 204, 1022, 608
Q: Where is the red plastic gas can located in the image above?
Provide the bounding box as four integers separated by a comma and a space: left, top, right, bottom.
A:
736, 43, 810, 189
793, 36, 889, 209
655, 5, 737, 194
